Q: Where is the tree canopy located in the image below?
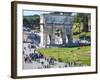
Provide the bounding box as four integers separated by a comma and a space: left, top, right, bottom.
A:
23, 15, 40, 29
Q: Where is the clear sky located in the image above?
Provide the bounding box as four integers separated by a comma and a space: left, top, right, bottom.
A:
23, 10, 51, 16
23, 10, 77, 16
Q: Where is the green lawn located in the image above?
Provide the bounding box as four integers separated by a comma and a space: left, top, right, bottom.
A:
37, 46, 91, 66
73, 32, 91, 39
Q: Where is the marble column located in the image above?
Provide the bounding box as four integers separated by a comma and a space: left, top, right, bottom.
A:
50, 24, 55, 46
62, 25, 67, 45
67, 25, 73, 44
40, 14, 45, 48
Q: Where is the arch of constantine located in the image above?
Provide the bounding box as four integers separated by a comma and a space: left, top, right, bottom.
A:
39, 13, 73, 48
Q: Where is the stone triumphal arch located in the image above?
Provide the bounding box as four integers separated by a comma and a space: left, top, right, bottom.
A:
39, 13, 73, 48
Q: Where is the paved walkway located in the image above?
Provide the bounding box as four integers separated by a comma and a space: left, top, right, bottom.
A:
23, 61, 43, 69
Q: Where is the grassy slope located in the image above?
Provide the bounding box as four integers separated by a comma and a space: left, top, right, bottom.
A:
73, 23, 91, 39
37, 46, 91, 65
73, 32, 91, 39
